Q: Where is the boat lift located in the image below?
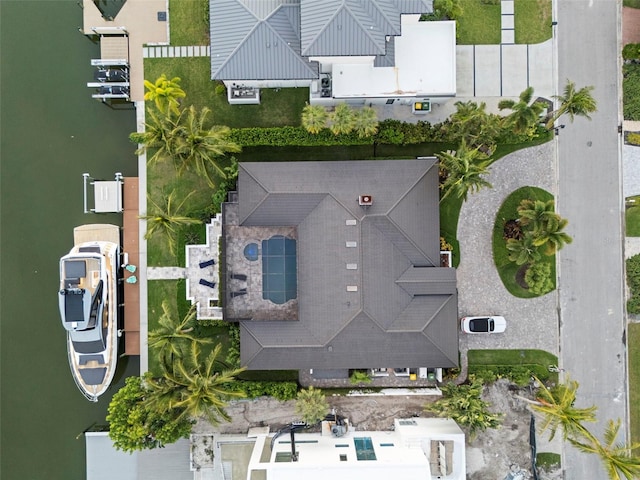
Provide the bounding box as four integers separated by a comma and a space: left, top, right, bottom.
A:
83, 172, 123, 213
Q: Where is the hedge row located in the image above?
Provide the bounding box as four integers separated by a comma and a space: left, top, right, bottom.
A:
624, 64, 640, 121
237, 380, 299, 401
229, 118, 538, 148
229, 125, 370, 147
627, 254, 640, 313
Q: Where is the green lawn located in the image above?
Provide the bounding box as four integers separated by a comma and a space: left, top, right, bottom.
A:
626, 196, 640, 236
630, 323, 640, 444
625, 0, 640, 8
169, 0, 210, 46
492, 186, 556, 298
457, 0, 501, 45
514, 0, 552, 44
144, 57, 308, 128
468, 349, 558, 382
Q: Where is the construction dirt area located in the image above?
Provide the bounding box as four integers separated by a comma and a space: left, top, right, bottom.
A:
197, 379, 563, 480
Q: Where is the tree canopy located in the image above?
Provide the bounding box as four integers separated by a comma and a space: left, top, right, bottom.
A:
107, 376, 193, 453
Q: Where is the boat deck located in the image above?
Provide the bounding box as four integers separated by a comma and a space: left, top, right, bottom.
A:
123, 178, 140, 355
73, 224, 120, 245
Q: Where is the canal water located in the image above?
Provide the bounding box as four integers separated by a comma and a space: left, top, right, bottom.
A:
1, 2, 139, 479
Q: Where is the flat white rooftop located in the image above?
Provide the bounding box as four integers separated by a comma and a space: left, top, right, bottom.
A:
329, 18, 456, 99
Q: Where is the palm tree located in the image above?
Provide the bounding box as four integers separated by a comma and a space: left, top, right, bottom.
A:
295, 387, 329, 425
173, 105, 241, 187
528, 375, 597, 442
569, 419, 640, 480
329, 103, 355, 135
144, 74, 186, 114
532, 217, 573, 256
150, 342, 246, 425
446, 100, 502, 150
129, 108, 180, 166
437, 140, 493, 203
546, 79, 597, 129
506, 233, 542, 265
141, 189, 201, 256
517, 199, 560, 234
353, 107, 379, 138
301, 103, 328, 134
148, 301, 213, 366
498, 86, 546, 134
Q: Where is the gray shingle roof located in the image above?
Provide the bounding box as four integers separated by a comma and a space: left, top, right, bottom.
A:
228, 159, 458, 370
210, 0, 319, 80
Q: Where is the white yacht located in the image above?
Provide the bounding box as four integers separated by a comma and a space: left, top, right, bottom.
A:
58, 224, 120, 402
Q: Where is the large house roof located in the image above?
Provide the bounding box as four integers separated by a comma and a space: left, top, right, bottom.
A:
210, 0, 432, 80
225, 160, 458, 370
300, 0, 432, 57
210, 0, 319, 80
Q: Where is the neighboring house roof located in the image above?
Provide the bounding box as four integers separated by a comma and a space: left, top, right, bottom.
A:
85, 432, 192, 480
210, 0, 319, 80
300, 0, 432, 57
225, 160, 458, 370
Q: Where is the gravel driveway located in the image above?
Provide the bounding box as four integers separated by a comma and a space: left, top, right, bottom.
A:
457, 141, 559, 358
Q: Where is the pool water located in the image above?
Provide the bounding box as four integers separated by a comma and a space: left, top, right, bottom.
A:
261, 235, 297, 304
243, 242, 259, 261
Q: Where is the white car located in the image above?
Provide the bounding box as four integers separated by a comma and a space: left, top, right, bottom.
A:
460, 316, 506, 334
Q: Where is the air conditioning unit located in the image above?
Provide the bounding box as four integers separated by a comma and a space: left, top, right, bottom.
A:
358, 194, 373, 206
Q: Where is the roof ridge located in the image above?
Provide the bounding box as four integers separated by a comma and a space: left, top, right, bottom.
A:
302, 4, 344, 56
342, 1, 386, 54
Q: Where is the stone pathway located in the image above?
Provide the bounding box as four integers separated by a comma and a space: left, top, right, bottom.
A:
143, 45, 210, 58
147, 266, 186, 280
501, 0, 515, 45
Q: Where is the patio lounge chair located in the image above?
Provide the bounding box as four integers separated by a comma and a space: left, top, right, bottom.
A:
231, 273, 247, 281
126, 276, 137, 284
199, 259, 215, 268
199, 279, 216, 288
230, 290, 247, 298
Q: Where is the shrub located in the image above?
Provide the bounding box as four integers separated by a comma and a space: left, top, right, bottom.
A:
349, 370, 372, 384
623, 43, 640, 61
626, 254, 640, 313
214, 83, 226, 96
628, 132, 640, 146
524, 262, 554, 295
238, 381, 298, 400
624, 64, 640, 120
226, 323, 240, 368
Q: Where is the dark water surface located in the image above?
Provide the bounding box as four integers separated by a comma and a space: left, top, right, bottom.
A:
1, 2, 139, 478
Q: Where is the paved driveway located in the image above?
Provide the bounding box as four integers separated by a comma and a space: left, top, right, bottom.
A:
456, 41, 553, 98
457, 142, 559, 356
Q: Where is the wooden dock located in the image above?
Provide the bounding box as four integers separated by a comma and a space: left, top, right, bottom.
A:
123, 177, 140, 355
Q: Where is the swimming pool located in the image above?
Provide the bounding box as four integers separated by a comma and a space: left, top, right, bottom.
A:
261, 235, 297, 304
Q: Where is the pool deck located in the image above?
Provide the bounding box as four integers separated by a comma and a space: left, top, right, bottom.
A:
81, 0, 169, 102
223, 218, 299, 322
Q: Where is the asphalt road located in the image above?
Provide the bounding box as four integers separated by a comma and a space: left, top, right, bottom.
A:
555, 0, 628, 478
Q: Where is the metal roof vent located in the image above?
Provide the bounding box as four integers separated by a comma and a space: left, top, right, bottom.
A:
358, 195, 373, 206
